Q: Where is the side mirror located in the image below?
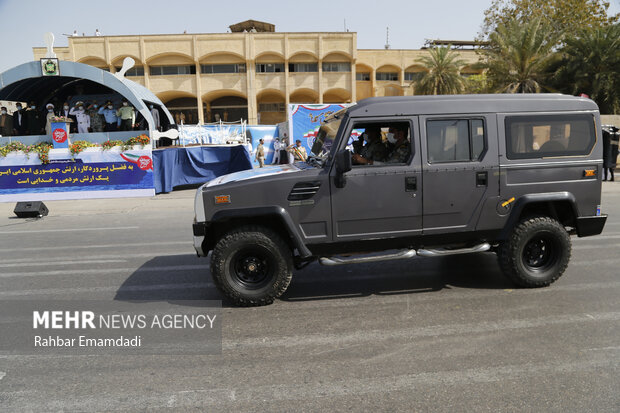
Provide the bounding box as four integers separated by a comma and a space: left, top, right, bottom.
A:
334, 149, 351, 188
335, 149, 352, 174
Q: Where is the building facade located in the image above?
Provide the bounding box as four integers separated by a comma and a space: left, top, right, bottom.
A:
33, 26, 482, 125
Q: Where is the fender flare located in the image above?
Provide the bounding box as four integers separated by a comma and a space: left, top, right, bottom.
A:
211, 206, 313, 258
499, 192, 579, 239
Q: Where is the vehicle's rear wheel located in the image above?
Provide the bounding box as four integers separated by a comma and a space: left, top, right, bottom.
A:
211, 226, 293, 306
498, 216, 571, 287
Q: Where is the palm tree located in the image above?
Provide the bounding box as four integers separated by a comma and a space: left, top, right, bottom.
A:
551, 23, 620, 114
413, 47, 467, 95
482, 17, 559, 93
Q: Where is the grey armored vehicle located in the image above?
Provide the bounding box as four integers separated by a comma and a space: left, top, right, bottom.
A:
193, 95, 607, 306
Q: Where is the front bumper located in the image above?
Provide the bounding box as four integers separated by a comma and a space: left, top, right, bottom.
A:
193, 222, 208, 256
576, 215, 607, 237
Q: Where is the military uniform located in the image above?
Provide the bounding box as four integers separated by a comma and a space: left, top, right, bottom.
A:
69, 107, 90, 134
88, 107, 104, 132
117, 105, 135, 131
360, 140, 389, 162
386, 141, 411, 163
255, 143, 265, 167
288, 145, 307, 162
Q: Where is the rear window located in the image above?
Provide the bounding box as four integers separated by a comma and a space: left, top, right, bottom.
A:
505, 114, 595, 159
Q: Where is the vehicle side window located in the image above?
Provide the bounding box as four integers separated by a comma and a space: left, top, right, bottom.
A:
505, 114, 595, 159
349, 122, 413, 167
427, 119, 486, 163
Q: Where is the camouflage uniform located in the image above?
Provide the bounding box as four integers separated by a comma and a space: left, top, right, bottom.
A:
386, 141, 411, 163
360, 140, 389, 162
88, 108, 104, 132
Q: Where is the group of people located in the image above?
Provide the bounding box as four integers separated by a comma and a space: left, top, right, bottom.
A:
0, 98, 154, 137
351, 125, 411, 165
251, 125, 409, 168
253, 136, 308, 167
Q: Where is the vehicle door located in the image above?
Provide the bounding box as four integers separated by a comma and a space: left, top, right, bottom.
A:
420, 114, 499, 234
329, 117, 423, 241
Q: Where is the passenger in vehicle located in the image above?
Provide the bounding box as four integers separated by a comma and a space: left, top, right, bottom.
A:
383, 125, 411, 163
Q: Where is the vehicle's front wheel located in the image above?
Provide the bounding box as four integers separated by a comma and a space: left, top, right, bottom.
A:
498, 216, 571, 287
210, 226, 293, 306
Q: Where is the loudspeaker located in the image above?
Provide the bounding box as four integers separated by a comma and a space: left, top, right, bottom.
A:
14, 201, 49, 218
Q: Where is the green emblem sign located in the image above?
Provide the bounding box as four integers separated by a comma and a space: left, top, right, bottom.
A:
41, 58, 60, 76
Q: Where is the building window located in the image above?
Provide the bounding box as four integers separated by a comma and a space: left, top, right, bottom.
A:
149, 65, 196, 76
259, 103, 285, 112
404, 72, 425, 81
356, 72, 370, 81
289, 63, 318, 73
115, 66, 144, 76
505, 114, 595, 159
376, 72, 399, 81
201, 64, 246, 74
426, 119, 486, 163
322, 62, 351, 72
256, 63, 284, 73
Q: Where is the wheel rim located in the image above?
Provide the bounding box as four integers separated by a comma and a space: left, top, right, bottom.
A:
230, 246, 274, 290
521, 234, 558, 273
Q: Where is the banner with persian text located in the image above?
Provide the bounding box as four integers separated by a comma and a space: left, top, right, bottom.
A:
0, 147, 154, 202
287, 104, 354, 158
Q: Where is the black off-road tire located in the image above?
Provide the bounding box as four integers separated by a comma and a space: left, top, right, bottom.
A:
498, 216, 571, 287
210, 225, 293, 306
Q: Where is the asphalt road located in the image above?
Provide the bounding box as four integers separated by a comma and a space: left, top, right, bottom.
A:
0, 184, 619, 412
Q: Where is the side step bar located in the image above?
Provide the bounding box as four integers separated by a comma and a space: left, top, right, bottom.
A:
318, 243, 491, 266
319, 249, 416, 266
417, 243, 491, 257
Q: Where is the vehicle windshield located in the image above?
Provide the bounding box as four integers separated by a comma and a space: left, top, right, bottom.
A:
308, 108, 346, 166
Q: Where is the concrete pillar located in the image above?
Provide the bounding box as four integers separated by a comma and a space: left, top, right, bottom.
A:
371, 68, 377, 97
350, 59, 356, 103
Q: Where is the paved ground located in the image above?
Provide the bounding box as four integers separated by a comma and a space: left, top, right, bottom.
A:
0, 184, 619, 412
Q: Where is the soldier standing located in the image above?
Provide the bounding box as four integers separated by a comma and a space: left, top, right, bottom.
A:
117, 99, 135, 131
69, 102, 90, 134
255, 138, 265, 168
87, 101, 104, 132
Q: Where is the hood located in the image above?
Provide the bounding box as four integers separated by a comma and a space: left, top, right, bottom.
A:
205, 164, 302, 187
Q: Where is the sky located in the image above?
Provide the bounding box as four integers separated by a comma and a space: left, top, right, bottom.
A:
0, 0, 619, 73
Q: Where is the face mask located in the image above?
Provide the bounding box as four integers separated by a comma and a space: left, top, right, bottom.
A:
149, 105, 154, 109
31, 106, 36, 110
1, 110, 6, 115
93, 105, 98, 109
64, 106, 69, 110
123, 102, 128, 106
108, 105, 113, 110
78, 106, 83, 110
48, 109, 53, 112
16, 106, 22, 110
386, 133, 397, 144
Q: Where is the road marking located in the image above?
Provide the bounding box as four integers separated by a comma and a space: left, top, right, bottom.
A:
0, 265, 209, 278
0, 241, 191, 253
0, 259, 128, 268
0, 282, 214, 297
0, 226, 139, 234
0, 251, 193, 264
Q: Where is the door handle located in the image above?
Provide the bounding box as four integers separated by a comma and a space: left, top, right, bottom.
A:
476, 171, 488, 187
405, 176, 417, 191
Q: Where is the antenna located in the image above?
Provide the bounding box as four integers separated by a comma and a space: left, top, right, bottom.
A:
384, 27, 391, 49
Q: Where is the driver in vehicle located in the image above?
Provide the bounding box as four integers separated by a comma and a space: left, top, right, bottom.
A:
351, 126, 389, 165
